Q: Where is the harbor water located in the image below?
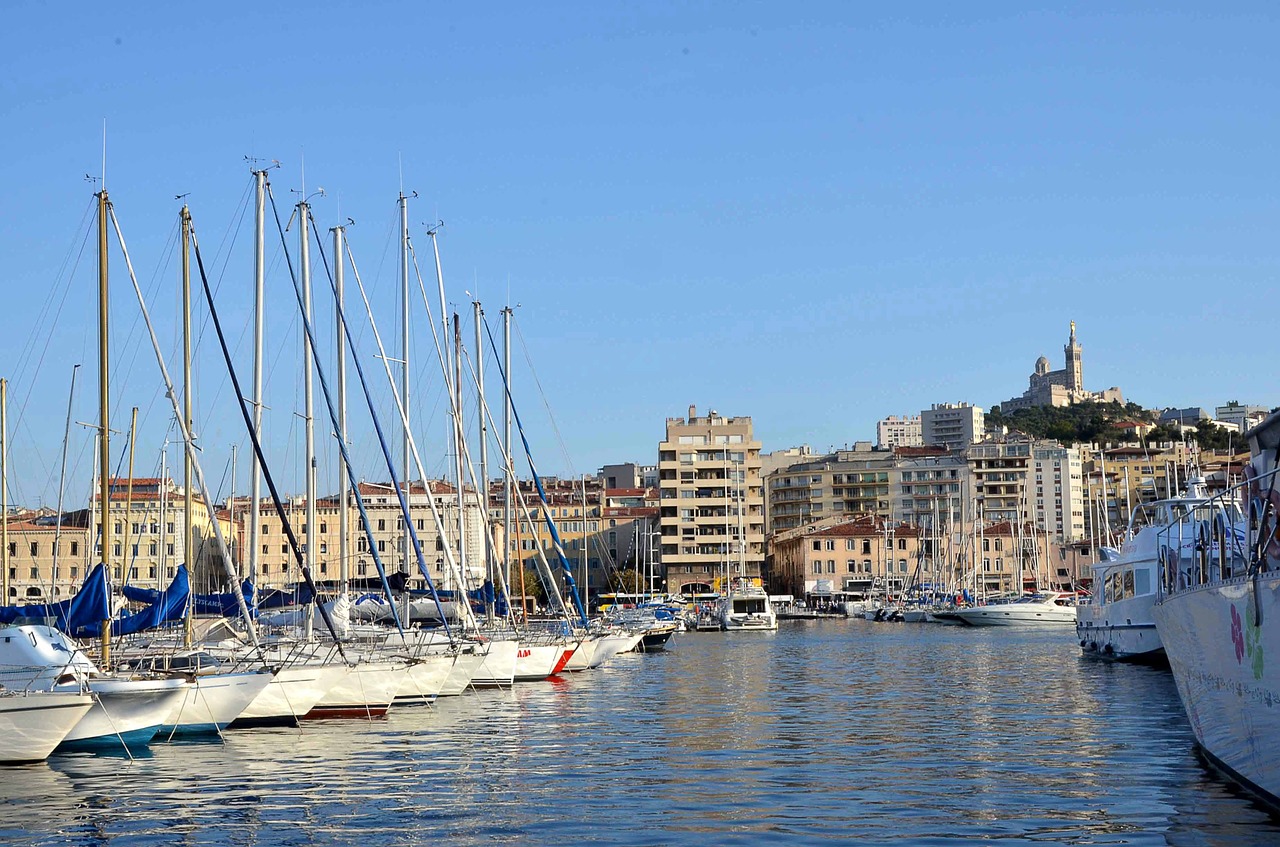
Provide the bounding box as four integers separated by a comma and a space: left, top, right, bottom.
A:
3, 621, 1278, 846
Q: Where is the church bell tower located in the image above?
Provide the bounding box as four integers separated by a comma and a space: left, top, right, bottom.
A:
1064, 320, 1083, 392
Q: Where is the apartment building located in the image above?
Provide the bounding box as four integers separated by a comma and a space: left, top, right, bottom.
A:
965, 438, 1034, 525
658, 406, 764, 596
766, 445, 969, 537
921, 403, 984, 449
1031, 446, 1085, 543
876, 415, 923, 449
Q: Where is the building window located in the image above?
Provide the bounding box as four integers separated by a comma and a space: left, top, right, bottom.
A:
70, 541, 79, 556
898, 538, 907, 551
847, 559, 856, 573
813, 562, 822, 574
28, 542, 37, 556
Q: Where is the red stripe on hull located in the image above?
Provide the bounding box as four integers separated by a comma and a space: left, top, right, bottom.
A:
301, 705, 390, 720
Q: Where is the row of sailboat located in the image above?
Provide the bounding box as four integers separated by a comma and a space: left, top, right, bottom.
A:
0, 169, 653, 762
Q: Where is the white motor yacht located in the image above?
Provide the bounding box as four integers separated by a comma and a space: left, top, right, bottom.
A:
1076, 479, 1223, 662
1151, 410, 1280, 808
950, 592, 1078, 627
718, 578, 778, 631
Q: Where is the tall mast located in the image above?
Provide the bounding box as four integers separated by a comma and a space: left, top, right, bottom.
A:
96, 190, 110, 583
474, 299, 493, 620
299, 195, 317, 637
452, 313, 468, 596
334, 224, 349, 596
97, 188, 111, 659
181, 204, 195, 581
502, 306, 514, 613
248, 168, 266, 584
399, 192, 411, 581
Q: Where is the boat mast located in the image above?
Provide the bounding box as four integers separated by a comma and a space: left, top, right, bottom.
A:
503, 306, 514, 614
248, 167, 266, 587
474, 299, 494, 621
334, 223, 349, 598
399, 192, 411, 587
181, 205, 195, 646
97, 188, 111, 660
299, 192, 317, 639
52, 364, 80, 600
452, 314, 468, 598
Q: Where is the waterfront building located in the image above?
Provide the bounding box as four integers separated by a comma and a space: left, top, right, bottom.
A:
1000, 322, 1124, 411
1159, 407, 1210, 427
770, 515, 926, 601
657, 406, 765, 596
876, 415, 923, 449
3, 476, 232, 603
2, 511, 89, 603
97, 476, 232, 592
921, 404, 983, 449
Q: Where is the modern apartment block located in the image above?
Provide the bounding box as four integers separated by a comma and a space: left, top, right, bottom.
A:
876, 415, 923, 449
921, 403, 984, 449
766, 445, 970, 537
658, 406, 764, 595
1031, 446, 1085, 542
965, 438, 1034, 526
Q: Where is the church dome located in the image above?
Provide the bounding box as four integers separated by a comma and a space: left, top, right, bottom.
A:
1035, 355, 1050, 375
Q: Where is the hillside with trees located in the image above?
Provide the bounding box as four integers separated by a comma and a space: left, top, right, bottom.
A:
986, 401, 1154, 444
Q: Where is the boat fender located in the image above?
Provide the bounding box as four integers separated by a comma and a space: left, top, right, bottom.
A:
1102, 643, 1114, 656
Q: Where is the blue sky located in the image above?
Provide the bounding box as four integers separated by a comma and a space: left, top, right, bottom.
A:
1, 3, 1277, 508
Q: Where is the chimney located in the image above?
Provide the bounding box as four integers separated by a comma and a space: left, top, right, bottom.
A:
688, 404, 697, 421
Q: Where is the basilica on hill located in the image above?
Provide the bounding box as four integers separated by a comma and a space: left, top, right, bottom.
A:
1000, 322, 1124, 411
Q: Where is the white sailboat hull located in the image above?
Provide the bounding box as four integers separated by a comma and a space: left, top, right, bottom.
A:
513, 642, 571, 682
562, 636, 599, 671
306, 661, 406, 719
1152, 574, 1280, 805
234, 662, 347, 725
0, 692, 95, 763
470, 638, 518, 688
392, 653, 456, 705
595, 631, 644, 658
160, 670, 274, 734
61, 676, 189, 747
438, 649, 485, 696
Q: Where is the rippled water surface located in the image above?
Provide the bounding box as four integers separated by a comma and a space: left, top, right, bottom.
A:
2, 621, 1278, 845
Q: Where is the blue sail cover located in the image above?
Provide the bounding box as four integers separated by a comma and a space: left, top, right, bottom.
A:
0, 562, 111, 638
191, 577, 255, 617
116, 566, 190, 636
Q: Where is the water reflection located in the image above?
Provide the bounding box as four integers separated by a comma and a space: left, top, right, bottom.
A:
0, 622, 1276, 845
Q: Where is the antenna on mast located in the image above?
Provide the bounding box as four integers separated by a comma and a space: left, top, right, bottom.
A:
101, 118, 107, 191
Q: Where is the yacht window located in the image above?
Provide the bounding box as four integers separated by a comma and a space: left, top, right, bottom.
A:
1122, 569, 1135, 599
